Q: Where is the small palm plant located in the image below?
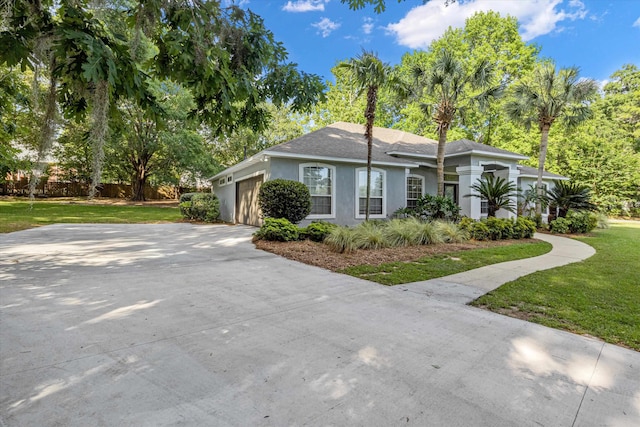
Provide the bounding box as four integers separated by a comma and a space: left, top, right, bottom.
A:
546, 180, 596, 218
467, 175, 517, 217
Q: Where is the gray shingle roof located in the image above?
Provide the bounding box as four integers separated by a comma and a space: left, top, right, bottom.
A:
266, 122, 420, 166
267, 122, 527, 162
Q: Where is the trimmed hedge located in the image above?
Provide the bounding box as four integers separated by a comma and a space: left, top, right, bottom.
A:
459, 217, 536, 241
254, 218, 300, 241
179, 192, 220, 222
258, 179, 311, 224
300, 221, 337, 242
550, 210, 598, 234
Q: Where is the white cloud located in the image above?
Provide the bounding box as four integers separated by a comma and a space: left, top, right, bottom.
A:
362, 17, 374, 34
386, 0, 589, 49
312, 17, 341, 37
282, 0, 327, 13
633, 16, 640, 28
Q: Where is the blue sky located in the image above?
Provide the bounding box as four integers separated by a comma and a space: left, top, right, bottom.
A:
234, 0, 640, 86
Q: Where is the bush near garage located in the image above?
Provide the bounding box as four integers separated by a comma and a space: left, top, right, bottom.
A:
179, 192, 220, 222
254, 217, 300, 242
258, 179, 311, 224
299, 221, 337, 242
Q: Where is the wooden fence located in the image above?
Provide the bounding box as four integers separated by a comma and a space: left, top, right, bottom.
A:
1, 179, 184, 200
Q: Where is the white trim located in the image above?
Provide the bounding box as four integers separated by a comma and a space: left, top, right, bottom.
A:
263, 150, 417, 168
210, 153, 268, 181
448, 150, 529, 161
299, 163, 336, 220
355, 167, 387, 219
406, 174, 425, 207
386, 149, 528, 162
235, 169, 266, 183
218, 177, 226, 186
517, 171, 570, 181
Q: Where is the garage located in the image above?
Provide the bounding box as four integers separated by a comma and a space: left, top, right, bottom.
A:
235, 174, 263, 226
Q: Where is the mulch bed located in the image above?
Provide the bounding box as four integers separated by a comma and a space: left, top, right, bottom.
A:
254, 238, 538, 271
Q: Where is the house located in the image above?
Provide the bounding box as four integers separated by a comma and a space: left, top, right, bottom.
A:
211, 122, 566, 226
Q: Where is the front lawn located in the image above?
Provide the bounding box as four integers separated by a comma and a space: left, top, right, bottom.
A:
472, 223, 640, 351
0, 200, 182, 233
341, 241, 552, 285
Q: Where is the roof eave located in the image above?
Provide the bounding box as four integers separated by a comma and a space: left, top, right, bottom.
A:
263, 151, 418, 168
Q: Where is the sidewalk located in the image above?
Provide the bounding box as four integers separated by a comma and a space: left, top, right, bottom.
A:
396, 233, 596, 304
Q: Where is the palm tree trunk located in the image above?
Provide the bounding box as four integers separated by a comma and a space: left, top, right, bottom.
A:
536, 124, 551, 216
436, 126, 447, 197
364, 86, 378, 221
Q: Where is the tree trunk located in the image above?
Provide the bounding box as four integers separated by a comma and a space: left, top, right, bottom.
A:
436, 126, 448, 197
364, 86, 378, 221
131, 163, 148, 201
536, 124, 551, 216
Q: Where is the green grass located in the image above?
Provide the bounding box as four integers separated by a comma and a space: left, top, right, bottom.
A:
472, 223, 640, 351
0, 200, 182, 233
341, 241, 552, 286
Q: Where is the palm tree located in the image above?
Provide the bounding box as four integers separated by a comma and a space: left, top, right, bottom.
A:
338, 51, 404, 220
467, 175, 517, 217
505, 62, 598, 216
411, 49, 502, 196
546, 180, 596, 218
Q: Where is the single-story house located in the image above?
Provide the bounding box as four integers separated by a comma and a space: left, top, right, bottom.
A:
211, 122, 567, 226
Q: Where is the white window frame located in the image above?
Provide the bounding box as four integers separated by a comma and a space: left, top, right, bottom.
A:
299, 163, 336, 219
355, 167, 386, 219
406, 174, 425, 208
218, 177, 226, 186
226, 174, 233, 184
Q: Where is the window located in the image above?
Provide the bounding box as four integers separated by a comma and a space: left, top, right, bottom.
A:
444, 183, 458, 204
218, 177, 226, 186
356, 168, 385, 218
406, 175, 424, 209
226, 175, 233, 184
300, 164, 335, 218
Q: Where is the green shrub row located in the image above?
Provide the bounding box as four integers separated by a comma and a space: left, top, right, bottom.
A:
550, 210, 599, 234
459, 217, 536, 241
179, 192, 220, 222
254, 219, 337, 242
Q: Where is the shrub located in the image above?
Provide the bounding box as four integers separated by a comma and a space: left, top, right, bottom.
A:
254, 217, 299, 241
566, 210, 598, 233
353, 221, 389, 249
459, 217, 489, 241
179, 192, 220, 222
434, 221, 468, 243
550, 217, 570, 234
383, 218, 422, 247
300, 221, 337, 242
513, 217, 537, 239
403, 194, 461, 222
325, 226, 358, 253
258, 179, 311, 224
484, 217, 514, 240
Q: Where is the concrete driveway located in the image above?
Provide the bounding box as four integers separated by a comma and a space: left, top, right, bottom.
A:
1, 224, 638, 426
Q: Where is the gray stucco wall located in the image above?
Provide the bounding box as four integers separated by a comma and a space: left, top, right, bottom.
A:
270, 158, 407, 227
